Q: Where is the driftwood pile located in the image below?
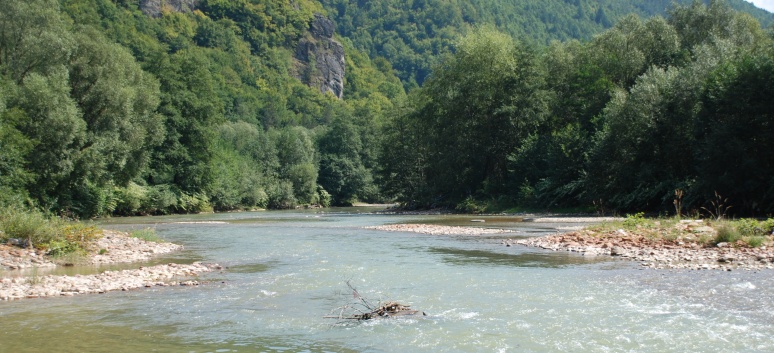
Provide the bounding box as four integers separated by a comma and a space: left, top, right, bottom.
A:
325, 281, 425, 324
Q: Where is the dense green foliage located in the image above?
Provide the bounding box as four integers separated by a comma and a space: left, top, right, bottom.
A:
320, 0, 773, 87
380, 1, 774, 216
1, 0, 772, 218
0, 0, 401, 217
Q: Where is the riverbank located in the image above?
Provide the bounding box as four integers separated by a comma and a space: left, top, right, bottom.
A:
507, 220, 774, 271
1, 230, 219, 301
365, 219, 774, 271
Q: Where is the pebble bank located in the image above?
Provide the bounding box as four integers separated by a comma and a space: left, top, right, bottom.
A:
1, 230, 220, 301
507, 230, 774, 271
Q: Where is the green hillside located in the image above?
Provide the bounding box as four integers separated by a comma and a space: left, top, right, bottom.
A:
378, 0, 774, 215
321, 0, 774, 87
1, 0, 403, 216
1, 0, 773, 218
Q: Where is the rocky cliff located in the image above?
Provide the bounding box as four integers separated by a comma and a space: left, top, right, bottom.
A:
141, 0, 198, 18
294, 14, 345, 99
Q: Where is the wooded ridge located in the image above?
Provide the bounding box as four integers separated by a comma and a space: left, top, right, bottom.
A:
0, 0, 772, 218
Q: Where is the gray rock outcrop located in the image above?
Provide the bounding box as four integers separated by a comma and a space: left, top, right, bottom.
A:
294, 14, 346, 99
141, 0, 198, 18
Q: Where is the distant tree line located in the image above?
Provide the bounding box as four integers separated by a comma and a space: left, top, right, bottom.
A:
379, 1, 774, 216
319, 0, 773, 89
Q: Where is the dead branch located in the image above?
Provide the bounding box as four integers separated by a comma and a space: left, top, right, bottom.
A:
325, 281, 426, 325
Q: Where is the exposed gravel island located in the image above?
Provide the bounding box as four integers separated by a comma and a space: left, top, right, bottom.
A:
1, 230, 220, 301
507, 220, 774, 271
366, 219, 774, 271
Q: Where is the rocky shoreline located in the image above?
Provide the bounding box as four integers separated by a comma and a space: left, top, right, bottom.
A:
507, 230, 774, 271
1, 230, 220, 301
366, 221, 774, 271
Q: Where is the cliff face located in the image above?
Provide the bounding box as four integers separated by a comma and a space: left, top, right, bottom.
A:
294, 14, 346, 99
141, 0, 198, 18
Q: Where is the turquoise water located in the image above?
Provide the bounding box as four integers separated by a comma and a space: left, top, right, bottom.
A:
1, 209, 773, 352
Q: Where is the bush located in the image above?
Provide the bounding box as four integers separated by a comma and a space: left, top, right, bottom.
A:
455, 197, 486, 214
0, 207, 58, 246
114, 182, 148, 215
267, 181, 297, 209
178, 192, 213, 213
144, 184, 179, 214
759, 218, 774, 235
745, 236, 766, 248
71, 181, 117, 218
130, 228, 162, 242
736, 218, 764, 237
241, 187, 269, 209
622, 212, 647, 229
316, 185, 332, 208
714, 224, 742, 244
0, 207, 101, 254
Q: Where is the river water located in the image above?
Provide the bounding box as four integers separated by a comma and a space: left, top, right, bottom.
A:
1, 209, 773, 352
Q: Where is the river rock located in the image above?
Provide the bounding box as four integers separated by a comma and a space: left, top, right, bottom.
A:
509, 229, 774, 271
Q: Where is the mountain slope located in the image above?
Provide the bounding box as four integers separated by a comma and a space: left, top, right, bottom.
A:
321, 0, 774, 86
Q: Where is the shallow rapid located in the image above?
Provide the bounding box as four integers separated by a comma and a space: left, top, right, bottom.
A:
1, 209, 772, 352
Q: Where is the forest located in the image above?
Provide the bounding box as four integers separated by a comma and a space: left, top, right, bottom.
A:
0, 0, 773, 218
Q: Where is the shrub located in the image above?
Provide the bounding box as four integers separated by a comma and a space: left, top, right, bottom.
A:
760, 218, 774, 234
316, 185, 332, 208
144, 184, 179, 214
267, 181, 297, 209
622, 212, 647, 229
114, 182, 148, 215
0, 207, 58, 246
714, 224, 741, 244
178, 192, 213, 213
0, 207, 101, 254
745, 236, 766, 248
242, 188, 269, 209
130, 228, 162, 242
72, 181, 117, 218
455, 197, 486, 214
736, 218, 763, 237
58, 223, 101, 250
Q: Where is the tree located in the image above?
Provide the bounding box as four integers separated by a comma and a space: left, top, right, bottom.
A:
148, 48, 224, 194
13, 67, 85, 207
585, 67, 691, 211
318, 117, 369, 205
271, 126, 318, 205
67, 27, 163, 187
696, 54, 774, 214
418, 27, 548, 204
0, 79, 33, 205
0, 0, 74, 83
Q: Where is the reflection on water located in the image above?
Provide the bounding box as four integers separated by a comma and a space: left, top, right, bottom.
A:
225, 262, 273, 274
0, 307, 360, 353
1, 251, 203, 278
427, 247, 614, 268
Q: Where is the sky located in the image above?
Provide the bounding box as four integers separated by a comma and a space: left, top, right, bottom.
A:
747, 0, 774, 12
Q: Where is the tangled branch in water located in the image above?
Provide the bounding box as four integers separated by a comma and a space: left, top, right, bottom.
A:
324, 281, 425, 325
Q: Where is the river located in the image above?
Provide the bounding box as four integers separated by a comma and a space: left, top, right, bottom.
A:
1, 208, 773, 352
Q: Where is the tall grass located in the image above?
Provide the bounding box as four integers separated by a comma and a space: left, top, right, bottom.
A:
129, 228, 162, 243
0, 207, 101, 254
591, 214, 773, 248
